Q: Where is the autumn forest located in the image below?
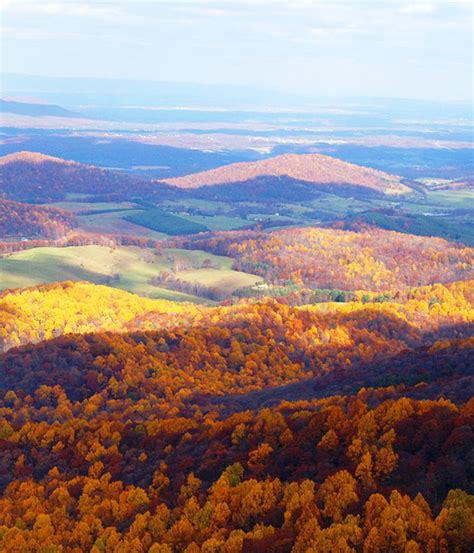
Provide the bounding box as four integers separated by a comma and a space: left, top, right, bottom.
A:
1, 221, 473, 551
1, 5, 474, 549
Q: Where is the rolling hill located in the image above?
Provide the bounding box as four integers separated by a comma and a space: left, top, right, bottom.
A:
179, 225, 474, 291
164, 153, 413, 196
0, 151, 181, 202
0, 244, 262, 303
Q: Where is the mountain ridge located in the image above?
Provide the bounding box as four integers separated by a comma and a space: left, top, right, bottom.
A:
164, 153, 413, 195
0, 150, 182, 202
0, 98, 85, 119
0, 150, 80, 166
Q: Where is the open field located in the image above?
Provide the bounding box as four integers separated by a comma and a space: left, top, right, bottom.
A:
172, 267, 262, 295
78, 191, 474, 244
183, 214, 251, 231
44, 200, 139, 213
160, 198, 237, 215
33, 180, 473, 247
77, 209, 168, 238
0, 245, 262, 302
425, 189, 474, 208
126, 208, 209, 235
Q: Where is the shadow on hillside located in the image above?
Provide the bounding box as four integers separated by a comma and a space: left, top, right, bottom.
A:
198, 321, 474, 415
190, 175, 384, 202
0, 255, 111, 289
0, 304, 471, 407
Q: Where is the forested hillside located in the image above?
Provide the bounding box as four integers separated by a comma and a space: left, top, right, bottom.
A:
0, 281, 203, 352
0, 199, 77, 239
180, 226, 473, 290
2, 278, 472, 352
0, 278, 472, 550
0, 151, 179, 202
164, 153, 412, 196
0, 160, 473, 553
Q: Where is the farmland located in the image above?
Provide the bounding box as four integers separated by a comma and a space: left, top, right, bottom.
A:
0, 245, 262, 303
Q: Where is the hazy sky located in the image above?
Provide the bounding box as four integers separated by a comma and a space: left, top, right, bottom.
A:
1, 0, 472, 102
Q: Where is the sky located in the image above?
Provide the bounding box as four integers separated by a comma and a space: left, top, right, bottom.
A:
1, 0, 473, 102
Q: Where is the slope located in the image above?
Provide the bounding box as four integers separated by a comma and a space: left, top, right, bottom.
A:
0, 199, 77, 239
0, 151, 180, 202
180, 225, 474, 290
164, 153, 413, 196
0, 245, 262, 316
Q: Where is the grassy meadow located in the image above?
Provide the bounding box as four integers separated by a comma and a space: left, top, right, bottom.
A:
0, 245, 262, 303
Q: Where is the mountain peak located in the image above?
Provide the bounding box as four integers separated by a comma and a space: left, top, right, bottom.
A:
0, 151, 77, 166
164, 152, 412, 195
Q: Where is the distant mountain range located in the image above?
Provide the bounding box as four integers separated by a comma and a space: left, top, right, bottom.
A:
1, 72, 297, 110
3, 72, 473, 118
0, 98, 84, 118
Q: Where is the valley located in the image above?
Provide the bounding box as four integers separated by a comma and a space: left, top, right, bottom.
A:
0, 80, 473, 550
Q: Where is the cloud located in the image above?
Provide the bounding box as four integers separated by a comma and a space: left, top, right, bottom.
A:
1, 0, 471, 102
0, 1, 122, 18
399, 3, 435, 15
177, 6, 244, 18
309, 27, 354, 38
0, 25, 81, 40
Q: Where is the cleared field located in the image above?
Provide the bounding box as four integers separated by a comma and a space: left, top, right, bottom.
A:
0, 245, 262, 302
78, 210, 168, 238
126, 209, 209, 235
160, 199, 236, 215
164, 247, 235, 270
44, 201, 139, 213
174, 268, 261, 295
426, 189, 474, 208
183, 214, 251, 231
305, 194, 378, 214
76, 207, 248, 237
